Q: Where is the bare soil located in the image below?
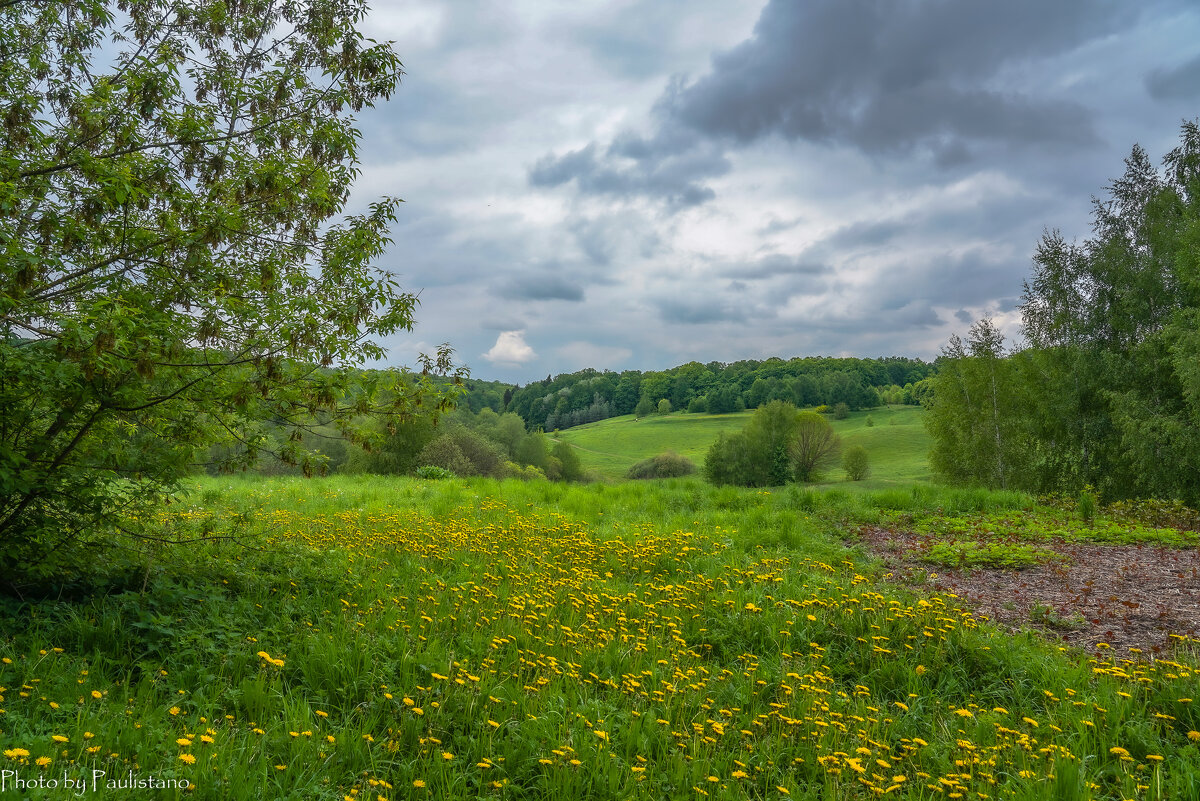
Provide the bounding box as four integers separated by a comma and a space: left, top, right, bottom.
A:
855, 526, 1200, 658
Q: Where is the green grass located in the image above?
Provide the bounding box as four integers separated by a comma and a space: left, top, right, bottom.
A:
1, 476, 1197, 800
555, 405, 932, 486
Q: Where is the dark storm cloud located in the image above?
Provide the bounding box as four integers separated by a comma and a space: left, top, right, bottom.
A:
529, 0, 1140, 211
1146, 53, 1200, 99
662, 0, 1131, 154
497, 273, 586, 302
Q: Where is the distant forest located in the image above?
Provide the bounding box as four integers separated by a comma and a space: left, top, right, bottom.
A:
461, 356, 935, 432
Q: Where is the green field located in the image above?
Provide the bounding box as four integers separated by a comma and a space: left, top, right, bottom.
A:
2, 476, 1198, 800
555, 405, 932, 486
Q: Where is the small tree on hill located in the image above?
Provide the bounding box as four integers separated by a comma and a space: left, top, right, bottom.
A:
635, 396, 656, 419
657, 398, 673, 415
790, 412, 841, 482
843, 445, 870, 481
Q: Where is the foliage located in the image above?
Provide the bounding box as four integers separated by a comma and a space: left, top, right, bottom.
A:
634, 396, 656, 419
925, 318, 1035, 490
506, 357, 926, 433
414, 465, 455, 480
550, 441, 585, 482
790, 411, 841, 482
626, 452, 698, 480
832, 402, 849, 419
929, 122, 1200, 503
842, 445, 870, 481
656, 398, 672, 415
0, 0, 465, 588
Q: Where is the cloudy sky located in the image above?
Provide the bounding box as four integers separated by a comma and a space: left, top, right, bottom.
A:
346, 0, 1200, 383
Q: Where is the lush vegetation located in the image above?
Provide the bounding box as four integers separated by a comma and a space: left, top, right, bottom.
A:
0, 0, 465, 590
509, 357, 935, 432
928, 122, 1200, 504
2, 476, 1197, 800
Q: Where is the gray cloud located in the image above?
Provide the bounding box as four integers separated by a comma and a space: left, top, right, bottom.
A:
664, 0, 1129, 155
497, 273, 586, 303
1146, 53, 1200, 99
726, 254, 830, 280
529, 134, 730, 209
658, 296, 752, 324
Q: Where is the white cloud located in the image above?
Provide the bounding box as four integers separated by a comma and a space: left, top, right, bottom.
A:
482, 331, 537, 366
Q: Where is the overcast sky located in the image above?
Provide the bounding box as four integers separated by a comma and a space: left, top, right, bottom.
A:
346, 0, 1200, 384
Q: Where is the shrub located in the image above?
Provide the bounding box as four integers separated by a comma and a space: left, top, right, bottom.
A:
813, 404, 830, 414
703, 432, 755, 486
415, 436, 472, 477
687, 397, 708, 414
634, 396, 655, 418
865, 415, 875, 427
843, 445, 870, 481
551, 441, 585, 482
627, 452, 698, 480
415, 465, 456, 480
657, 398, 672, 415
833, 402, 850, 419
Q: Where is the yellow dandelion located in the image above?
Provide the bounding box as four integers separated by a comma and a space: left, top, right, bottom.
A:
36, 756, 51, 768
176, 738, 192, 746
51, 735, 69, 743
178, 754, 196, 764
1188, 731, 1200, 742
169, 706, 180, 716
4, 748, 31, 759
91, 690, 102, 700
413, 779, 426, 788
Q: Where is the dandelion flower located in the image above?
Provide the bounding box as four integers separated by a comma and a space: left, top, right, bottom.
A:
413, 779, 426, 788
36, 756, 51, 768
4, 748, 30, 759
179, 754, 196, 764
51, 735, 68, 743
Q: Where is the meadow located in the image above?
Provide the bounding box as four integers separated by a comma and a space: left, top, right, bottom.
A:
2, 476, 1198, 800
553, 406, 932, 487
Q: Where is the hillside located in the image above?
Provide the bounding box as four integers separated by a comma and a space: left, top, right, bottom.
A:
553, 405, 931, 486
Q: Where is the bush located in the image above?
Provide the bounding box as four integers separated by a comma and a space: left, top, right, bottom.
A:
416, 428, 506, 478
415, 436, 472, 477
627, 452, 698, 480
551, 441, 585, 482
415, 465, 456, 480
634, 396, 656, 419
865, 415, 875, 427
813, 404, 830, 414
842, 445, 870, 481
833, 402, 850, 419
657, 398, 672, 415
687, 397, 708, 414
703, 432, 755, 486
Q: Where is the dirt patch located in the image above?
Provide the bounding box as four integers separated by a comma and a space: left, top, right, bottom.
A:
856, 526, 1200, 658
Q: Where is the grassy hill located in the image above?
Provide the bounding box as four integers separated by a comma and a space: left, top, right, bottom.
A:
553, 405, 931, 487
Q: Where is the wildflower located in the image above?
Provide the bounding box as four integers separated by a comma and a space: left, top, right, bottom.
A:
169, 707, 180, 716
316, 710, 329, 717
776, 787, 790, 795
51, 735, 68, 743
36, 756, 51, 768
176, 738, 192, 746
4, 748, 30, 759
413, 779, 426, 788
91, 690, 103, 700
593, 730, 609, 741
442, 752, 454, 760
915, 665, 926, 676
1188, 731, 1200, 742
179, 754, 196, 764
1022, 717, 1039, 727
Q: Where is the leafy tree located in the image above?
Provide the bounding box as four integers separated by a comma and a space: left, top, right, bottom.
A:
0, 0, 461, 586
687, 396, 708, 414
657, 398, 672, 415
550, 441, 584, 482
634, 396, 656, 419
703, 432, 755, 486
842, 445, 870, 481
789, 411, 841, 482
415, 437, 472, 478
